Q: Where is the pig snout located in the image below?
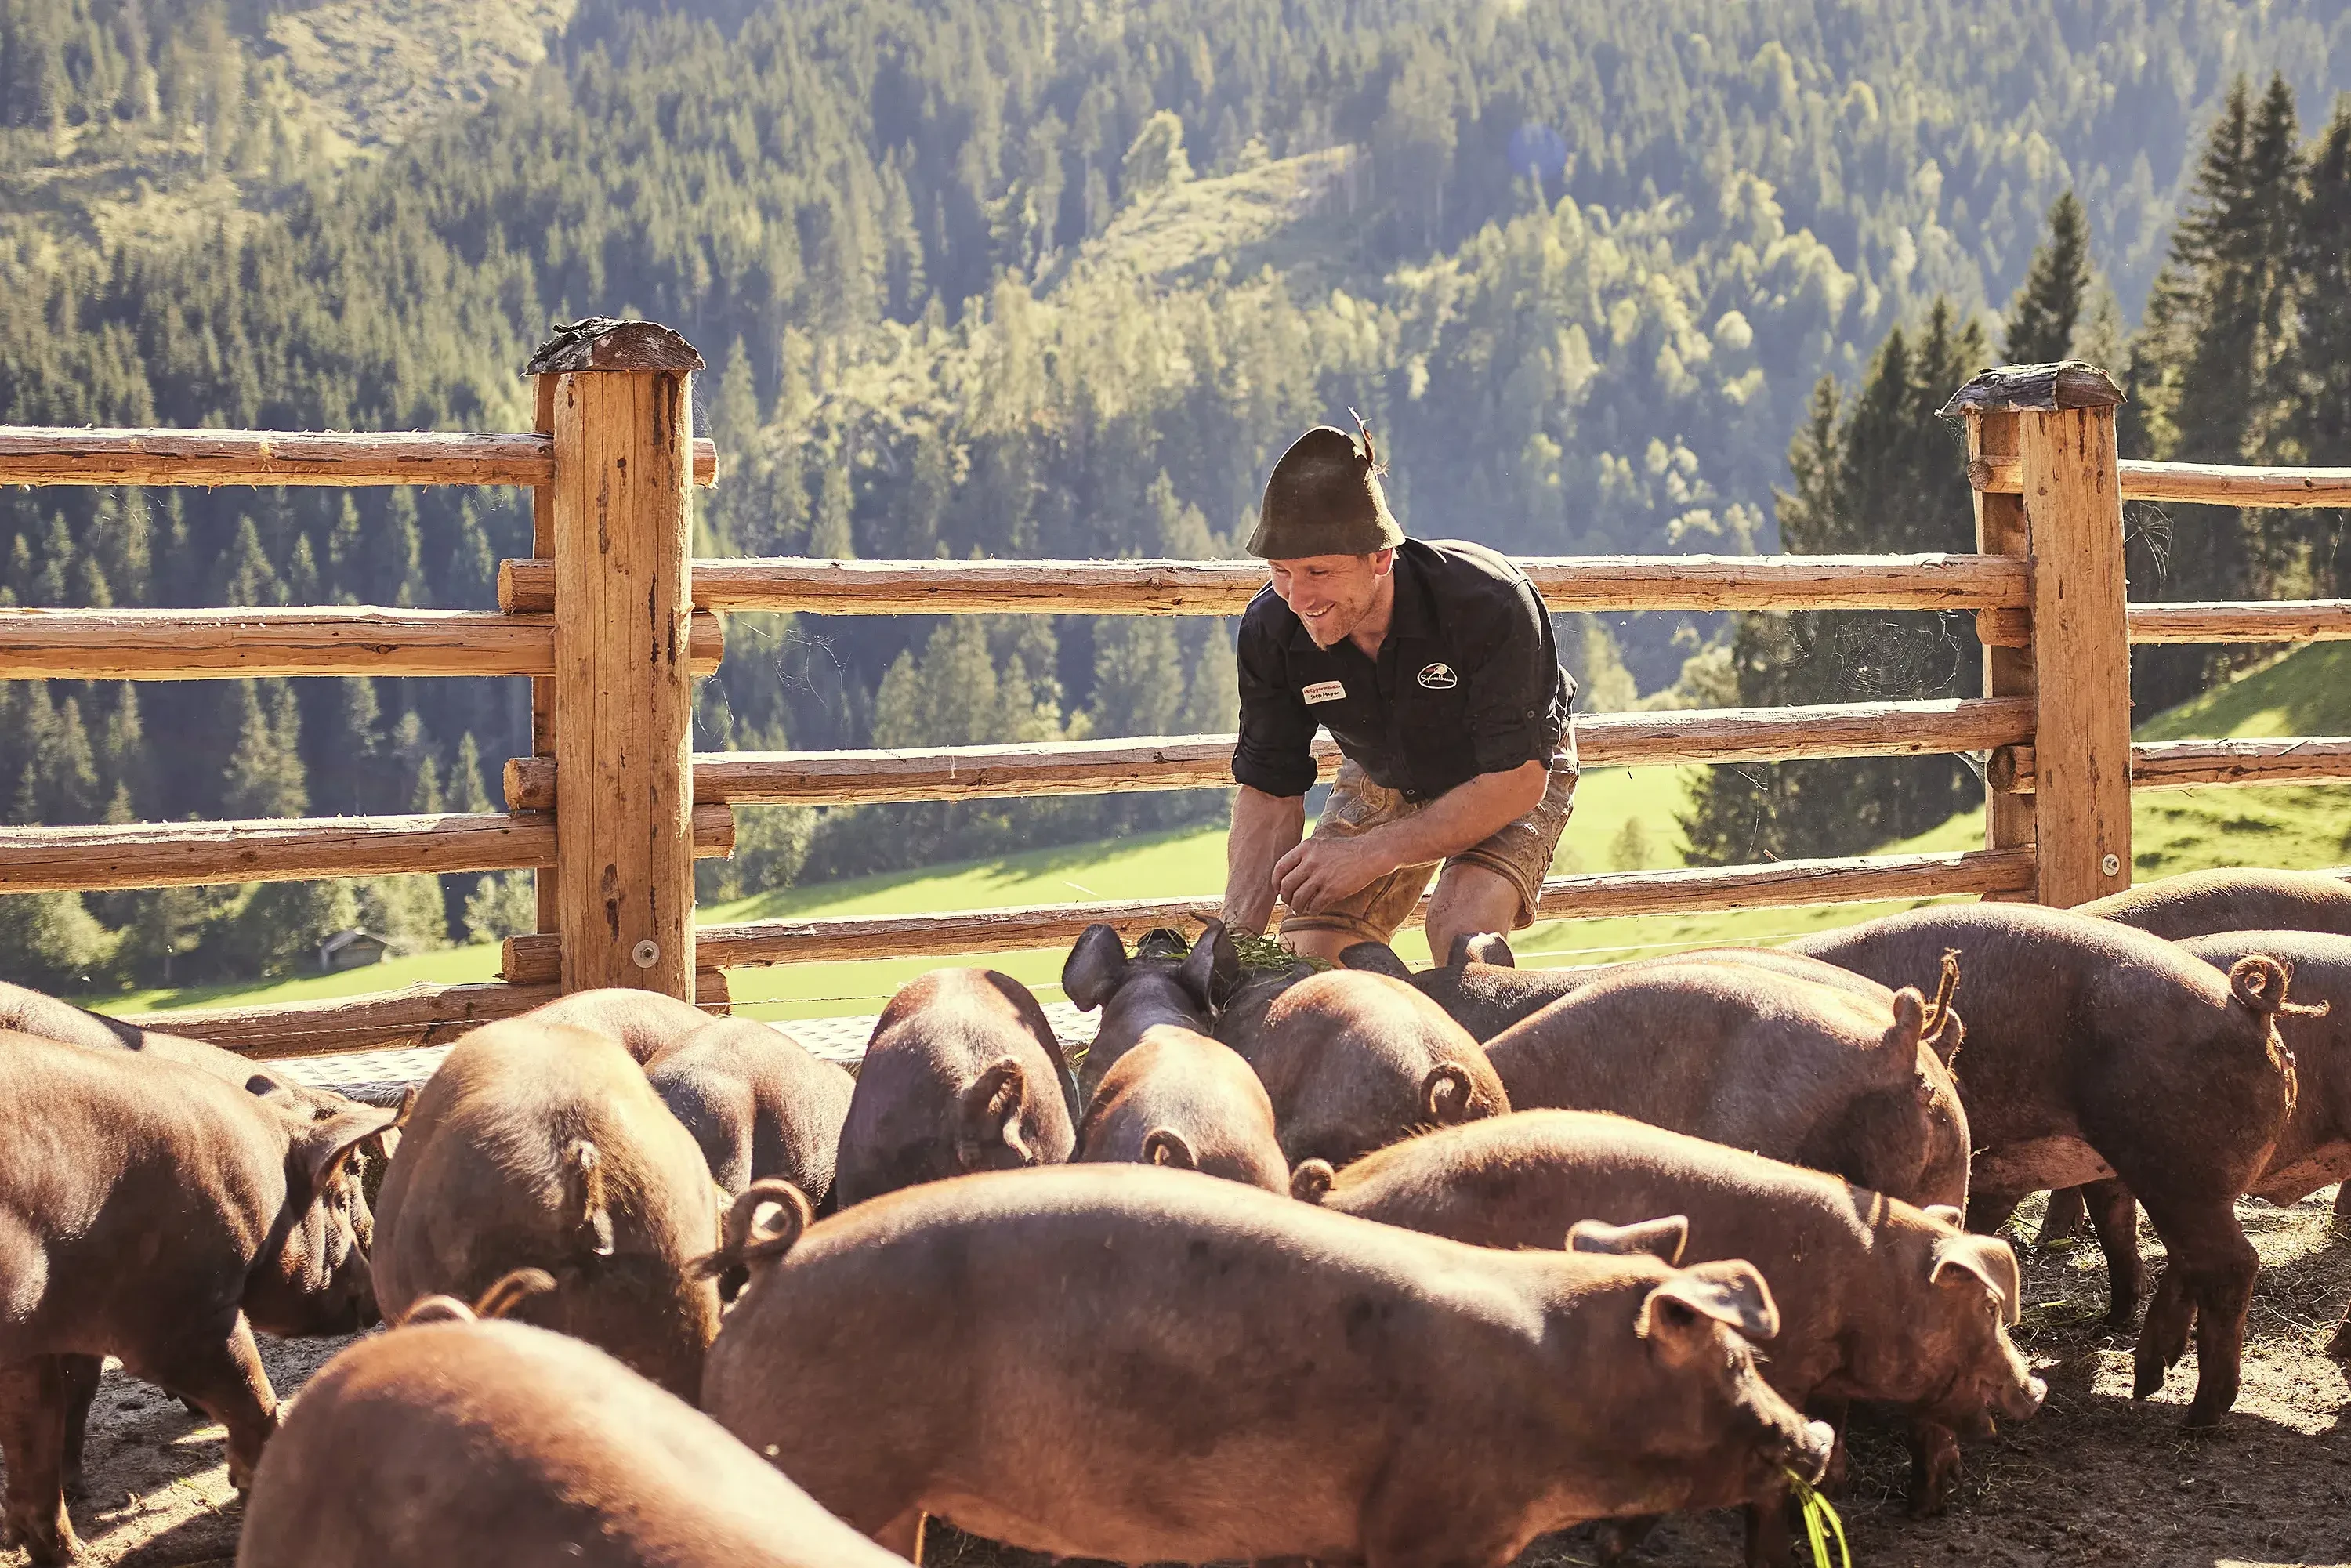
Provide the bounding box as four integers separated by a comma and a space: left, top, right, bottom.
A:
1787, 1419, 1837, 1484
1998, 1368, 2048, 1422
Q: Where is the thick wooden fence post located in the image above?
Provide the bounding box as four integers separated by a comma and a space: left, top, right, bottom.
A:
526, 319, 705, 998
1948, 361, 2132, 907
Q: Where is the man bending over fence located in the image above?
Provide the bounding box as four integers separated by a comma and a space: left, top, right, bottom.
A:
1222, 419, 1579, 965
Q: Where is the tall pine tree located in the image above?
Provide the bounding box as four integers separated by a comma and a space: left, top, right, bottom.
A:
2002, 191, 2092, 364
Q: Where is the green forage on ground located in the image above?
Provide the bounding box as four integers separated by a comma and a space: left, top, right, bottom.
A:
1788, 1470, 1852, 1568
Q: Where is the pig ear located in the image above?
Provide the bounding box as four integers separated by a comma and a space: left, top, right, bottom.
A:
957, 1058, 1031, 1169
1456, 932, 1516, 969
1639, 1260, 1780, 1345
1062, 925, 1129, 1012
1569, 1214, 1690, 1266
290, 1105, 400, 1201
1142, 1128, 1197, 1171
1180, 920, 1244, 1010
1339, 941, 1412, 980
1933, 1234, 2023, 1326
361, 1085, 418, 1161
1884, 987, 1929, 1055
1923, 1204, 1965, 1229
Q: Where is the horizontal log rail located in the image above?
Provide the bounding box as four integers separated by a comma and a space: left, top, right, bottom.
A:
1969, 454, 2351, 508
0, 804, 735, 893
496, 553, 2028, 617
1990, 738, 2351, 794
501, 846, 2033, 980
0, 607, 724, 681
2124, 600, 2351, 644
503, 697, 2034, 812
113, 971, 734, 1062
0, 428, 718, 489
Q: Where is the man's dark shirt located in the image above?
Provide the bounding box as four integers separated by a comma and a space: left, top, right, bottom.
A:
1231, 539, 1574, 803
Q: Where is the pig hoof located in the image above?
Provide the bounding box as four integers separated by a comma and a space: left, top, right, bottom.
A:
2131, 1363, 2164, 1400
1591, 1515, 1660, 1562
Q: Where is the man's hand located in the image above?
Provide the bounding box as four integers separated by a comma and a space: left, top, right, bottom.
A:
1273, 833, 1396, 914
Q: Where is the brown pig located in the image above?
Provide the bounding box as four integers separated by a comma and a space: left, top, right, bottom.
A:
1074, 1024, 1287, 1190
699, 1166, 1832, 1565
643, 1016, 857, 1208
519, 986, 719, 1065
238, 1281, 906, 1568
1060, 921, 1240, 1099
831, 969, 1078, 1207
1223, 969, 1509, 1168
2080, 867, 2351, 941
1291, 1110, 2041, 1556
1346, 938, 1972, 1208
2035, 871, 2351, 1250
1482, 963, 1950, 1206
0, 1034, 397, 1564
0, 976, 360, 1121
2056, 931, 2351, 1353
371, 1021, 723, 1402
1792, 903, 2309, 1426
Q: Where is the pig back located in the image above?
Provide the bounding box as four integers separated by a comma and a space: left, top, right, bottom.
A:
371, 1023, 721, 1401
1074, 1027, 1288, 1190
0, 978, 344, 1117
644, 1018, 856, 1203
2081, 868, 2351, 940
1247, 972, 1509, 1168
1483, 965, 1932, 1194
1311, 1110, 1875, 1387
241, 1316, 905, 1568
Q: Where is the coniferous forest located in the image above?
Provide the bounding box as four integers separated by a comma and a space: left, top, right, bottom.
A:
5, 0, 2351, 988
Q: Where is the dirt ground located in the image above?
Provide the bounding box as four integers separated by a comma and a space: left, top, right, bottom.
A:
15, 1191, 2351, 1568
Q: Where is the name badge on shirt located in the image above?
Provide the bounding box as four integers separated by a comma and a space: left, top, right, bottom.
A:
1301, 679, 1347, 705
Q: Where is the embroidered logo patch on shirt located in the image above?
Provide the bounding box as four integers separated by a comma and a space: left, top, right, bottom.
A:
1416, 662, 1459, 690
1301, 679, 1347, 705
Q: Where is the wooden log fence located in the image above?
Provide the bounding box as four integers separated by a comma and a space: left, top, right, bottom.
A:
0, 607, 723, 680
502, 697, 2034, 811
0, 805, 737, 893
5, 349, 2349, 1059
498, 552, 2027, 617
0, 427, 717, 489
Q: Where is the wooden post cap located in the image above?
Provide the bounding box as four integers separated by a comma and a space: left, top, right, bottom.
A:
1939, 360, 2124, 418
524, 318, 706, 376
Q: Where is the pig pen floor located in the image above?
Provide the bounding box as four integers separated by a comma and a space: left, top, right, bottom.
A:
19, 1192, 2351, 1568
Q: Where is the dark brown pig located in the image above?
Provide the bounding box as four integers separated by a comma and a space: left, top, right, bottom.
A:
1223, 969, 1509, 1168
643, 1016, 856, 1208
371, 1021, 723, 1401
831, 969, 1078, 1207
239, 1283, 906, 1568
1074, 1024, 1286, 1190
1061, 921, 1239, 1099
699, 1167, 1831, 1565
1483, 963, 1950, 1206
0, 1035, 396, 1564
1792, 903, 2309, 1426
1291, 1110, 2041, 1554
2081, 867, 2351, 940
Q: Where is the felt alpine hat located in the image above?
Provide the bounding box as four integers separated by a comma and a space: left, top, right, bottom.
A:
1244, 415, 1404, 559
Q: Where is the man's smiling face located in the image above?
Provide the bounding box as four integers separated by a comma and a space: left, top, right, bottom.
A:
1269, 549, 1393, 648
